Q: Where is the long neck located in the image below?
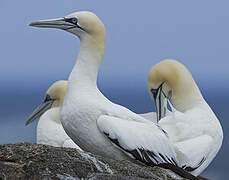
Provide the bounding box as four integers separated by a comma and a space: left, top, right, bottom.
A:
171, 75, 205, 112
49, 106, 62, 123
68, 35, 105, 89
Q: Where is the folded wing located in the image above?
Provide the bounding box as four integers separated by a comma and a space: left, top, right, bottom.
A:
97, 115, 178, 166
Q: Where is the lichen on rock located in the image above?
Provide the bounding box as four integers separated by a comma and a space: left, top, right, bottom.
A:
0, 143, 198, 180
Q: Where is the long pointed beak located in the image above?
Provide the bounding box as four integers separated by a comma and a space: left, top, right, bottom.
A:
151, 85, 167, 123
29, 17, 74, 30
25, 98, 54, 126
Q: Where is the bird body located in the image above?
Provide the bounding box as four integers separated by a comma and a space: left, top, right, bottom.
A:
36, 107, 79, 149
140, 112, 157, 121
26, 81, 81, 149
158, 101, 223, 175
62, 84, 176, 161
148, 60, 223, 175
42, 12, 181, 165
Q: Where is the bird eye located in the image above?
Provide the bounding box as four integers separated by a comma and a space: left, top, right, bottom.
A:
44, 94, 52, 102
151, 89, 158, 94
71, 18, 78, 24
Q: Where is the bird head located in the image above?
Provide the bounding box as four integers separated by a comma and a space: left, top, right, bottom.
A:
148, 59, 201, 121
29, 11, 105, 41
25, 80, 67, 126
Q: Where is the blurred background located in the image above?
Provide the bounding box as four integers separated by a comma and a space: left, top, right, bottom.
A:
0, 0, 228, 179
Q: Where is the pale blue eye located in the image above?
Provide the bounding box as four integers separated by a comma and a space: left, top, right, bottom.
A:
71, 18, 78, 24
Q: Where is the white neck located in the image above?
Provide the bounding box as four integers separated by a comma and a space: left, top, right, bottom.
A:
172, 82, 205, 112
68, 35, 105, 89
47, 107, 62, 123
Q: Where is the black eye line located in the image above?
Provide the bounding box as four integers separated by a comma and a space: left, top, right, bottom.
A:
63, 17, 86, 32
151, 82, 164, 94
63, 17, 78, 25
44, 94, 52, 103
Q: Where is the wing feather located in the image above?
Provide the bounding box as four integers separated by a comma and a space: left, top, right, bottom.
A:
97, 115, 178, 166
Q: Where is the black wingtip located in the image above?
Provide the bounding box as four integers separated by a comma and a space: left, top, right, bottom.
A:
103, 132, 204, 180
159, 163, 200, 180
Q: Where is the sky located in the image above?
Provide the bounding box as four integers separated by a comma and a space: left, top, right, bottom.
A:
0, 0, 229, 92
0, 0, 229, 179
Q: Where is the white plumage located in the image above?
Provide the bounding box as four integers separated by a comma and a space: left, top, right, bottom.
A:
97, 115, 177, 164
147, 60, 223, 175
156, 101, 222, 175
36, 107, 80, 149
29, 11, 223, 178
25, 81, 81, 150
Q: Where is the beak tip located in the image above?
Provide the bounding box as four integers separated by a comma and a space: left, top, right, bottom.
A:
29, 22, 36, 27
25, 121, 29, 126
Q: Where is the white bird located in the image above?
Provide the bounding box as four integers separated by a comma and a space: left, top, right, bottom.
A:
29, 11, 204, 179
147, 59, 223, 175
25, 80, 81, 149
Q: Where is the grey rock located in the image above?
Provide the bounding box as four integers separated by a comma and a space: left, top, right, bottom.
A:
0, 143, 197, 180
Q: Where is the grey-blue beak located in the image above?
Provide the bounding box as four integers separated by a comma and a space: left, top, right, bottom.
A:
151, 84, 167, 122
25, 95, 54, 126
29, 17, 74, 30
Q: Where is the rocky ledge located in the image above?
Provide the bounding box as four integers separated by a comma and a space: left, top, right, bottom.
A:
0, 143, 207, 180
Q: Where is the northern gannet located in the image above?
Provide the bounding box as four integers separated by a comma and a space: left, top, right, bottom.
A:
29, 11, 200, 179
25, 80, 81, 149
148, 59, 223, 175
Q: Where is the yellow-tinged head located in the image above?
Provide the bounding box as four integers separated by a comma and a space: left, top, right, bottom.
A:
46, 80, 68, 107
25, 80, 68, 126
66, 11, 105, 38
148, 59, 202, 117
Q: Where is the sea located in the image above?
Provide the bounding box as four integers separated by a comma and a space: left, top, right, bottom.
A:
0, 86, 228, 179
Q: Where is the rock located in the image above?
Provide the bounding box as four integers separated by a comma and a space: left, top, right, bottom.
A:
0, 143, 201, 180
